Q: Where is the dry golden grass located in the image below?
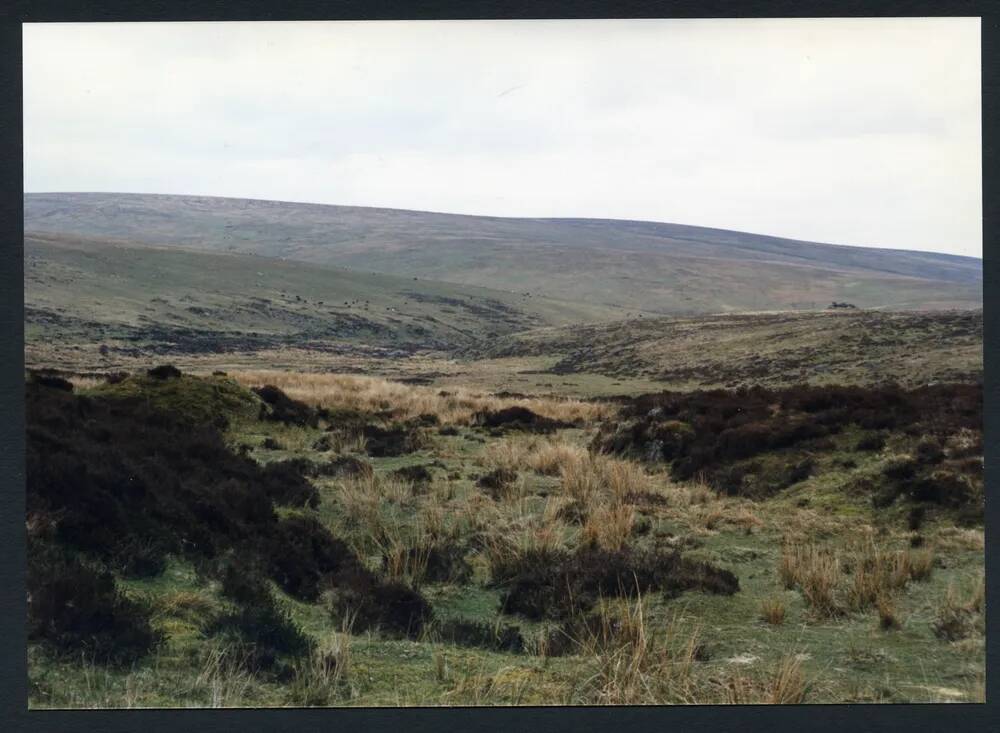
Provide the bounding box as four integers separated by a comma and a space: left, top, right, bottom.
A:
766, 655, 810, 704
559, 454, 605, 508
721, 655, 809, 705
289, 626, 354, 706
529, 440, 589, 476
934, 526, 984, 552
575, 596, 811, 705
230, 370, 611, 425
482, 514, 567, 584
67, 375, 106, 391
322, 430, 368, 454
906, 547, 935, 581
152, 590, 219, 623
557, 452, 650, 511
582, 503, 636, 552
578, 596, 704, 705
195, 644, 256, 708
875, 595, 901, 631
760, 598, 786, 625
932, 576, 986, 643
847, 536, 934, 611
480, 438, 533, 473
442, 665, 541, 705
782, 535, 937, 620
778, 544, 842, 617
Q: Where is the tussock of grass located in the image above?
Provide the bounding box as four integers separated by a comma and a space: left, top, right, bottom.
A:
760, 598, 786, 626
781, 535, 937, 620
932, 579, 985, 642
582, 503, 636, 552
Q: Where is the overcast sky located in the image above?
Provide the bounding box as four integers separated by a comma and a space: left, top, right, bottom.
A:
23, 18, 981, 257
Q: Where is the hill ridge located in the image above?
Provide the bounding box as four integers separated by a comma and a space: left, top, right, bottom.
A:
24, 192, 982, 314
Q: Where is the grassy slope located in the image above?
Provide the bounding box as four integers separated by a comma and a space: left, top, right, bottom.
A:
25, 192, 982, 313
25, 232, 633, 357
475, 309, 984, 390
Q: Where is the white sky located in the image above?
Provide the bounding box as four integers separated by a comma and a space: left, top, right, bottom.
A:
23, 18, 982, 257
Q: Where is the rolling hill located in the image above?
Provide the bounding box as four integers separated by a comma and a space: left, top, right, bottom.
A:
24, 232, 633, 366
25, 192, 982, 314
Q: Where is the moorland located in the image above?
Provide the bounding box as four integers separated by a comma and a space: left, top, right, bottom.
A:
24, 194, 984, 706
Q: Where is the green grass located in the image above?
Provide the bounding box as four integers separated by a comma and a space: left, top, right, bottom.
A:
86, 373, 260, 425
25, 192, 982, 315
27, 368, 984, 707
29, 415, 984, 707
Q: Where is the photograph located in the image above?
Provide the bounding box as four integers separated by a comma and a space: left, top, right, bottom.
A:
22, 17, 984, 707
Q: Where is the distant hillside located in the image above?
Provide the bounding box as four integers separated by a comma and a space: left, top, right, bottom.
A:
474, 309, 983, 390
25, 192, 982, 314
25, 232, 631, 364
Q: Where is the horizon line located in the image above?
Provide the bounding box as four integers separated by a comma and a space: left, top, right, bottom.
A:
23, 189, 983, 262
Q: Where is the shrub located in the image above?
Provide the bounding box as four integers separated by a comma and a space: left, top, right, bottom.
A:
907, 470, 977, 507
319, 455, 374, 480
495, 545, 738, 621
27, 381, 281, 568
147, 364, 182, 380
28, 541, 163, 665
361, 422, 426, 457
882, 456, 918, 481
472, 406, 571, 432
206, 602, 312, 673
593, 383, 982, 505
254, 384, 318, 427
26, 378, 429, 646
434, 619, 525, 653
323, 574, 433, 638
267, 515, 363, 601
29, 371, 74, 391
260, 460, 319, 508
855, 432, 886, 452
915, 438, 945, 464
